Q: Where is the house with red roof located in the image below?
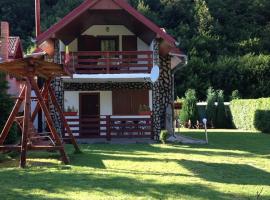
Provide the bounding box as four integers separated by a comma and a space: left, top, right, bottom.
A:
0, 21, 24, 97
35, 0, 187, 140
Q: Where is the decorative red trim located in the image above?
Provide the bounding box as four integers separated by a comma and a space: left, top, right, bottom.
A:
36, 0, 176, 46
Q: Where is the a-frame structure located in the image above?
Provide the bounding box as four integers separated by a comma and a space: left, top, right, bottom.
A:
0, 56, 80, 168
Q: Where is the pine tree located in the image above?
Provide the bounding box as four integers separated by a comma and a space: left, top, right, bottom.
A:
180, 89, 198, 127
216, 90, 226, 128
206, 87, 216, 128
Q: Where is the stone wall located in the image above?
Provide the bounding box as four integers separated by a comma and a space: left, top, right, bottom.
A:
64, 82, 152, 91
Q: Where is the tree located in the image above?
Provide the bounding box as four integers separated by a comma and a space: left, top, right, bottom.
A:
215, 90, 226, 128
206, 87, 216, 128
180, 89, 198, 127
0, 73, 18, 144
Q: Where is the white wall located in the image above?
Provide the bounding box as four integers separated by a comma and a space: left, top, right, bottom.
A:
64, 91, 112, 115
64, 25, 150, 52
64, 90, 153, 115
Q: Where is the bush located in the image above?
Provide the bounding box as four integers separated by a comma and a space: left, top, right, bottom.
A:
159, 130, 169, 144
206, 87, 216, 127
215, 90, 227, 128
230, 90, 241, 100
180, 89, 198, 127
230, 98, 270, 133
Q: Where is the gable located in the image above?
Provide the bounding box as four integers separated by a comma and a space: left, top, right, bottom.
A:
36, 0, 176, 47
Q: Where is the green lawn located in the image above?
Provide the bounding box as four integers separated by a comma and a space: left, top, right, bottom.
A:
0, 129, 269, 200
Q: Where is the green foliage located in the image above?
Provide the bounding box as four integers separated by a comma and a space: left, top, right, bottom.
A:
215, 90, 226, 128
180, 89, 198, 126
206, 87, 216, 127
0, 73, 19, 144
2, 0, 270, 99
230, 98, 270, 133
159, 130, 169, 144
230, 90, 241, 100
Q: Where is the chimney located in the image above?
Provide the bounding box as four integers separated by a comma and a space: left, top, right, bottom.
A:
35, 0, 41, 37
0, 21, 9, 61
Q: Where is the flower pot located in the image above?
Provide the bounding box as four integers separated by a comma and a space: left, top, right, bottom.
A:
139, 111, 152, 115
64, 112, 78, 116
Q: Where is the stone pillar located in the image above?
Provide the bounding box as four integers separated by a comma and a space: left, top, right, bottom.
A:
50, 77, 64, 135
152, 38, 173, 139
159, 55, 173, 130
49, 40, 64, 135
152, 39, 161, 140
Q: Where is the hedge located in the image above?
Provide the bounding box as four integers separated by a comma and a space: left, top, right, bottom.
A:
230, 98, 270, 133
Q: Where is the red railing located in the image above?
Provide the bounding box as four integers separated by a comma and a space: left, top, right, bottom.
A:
61, 51, 153, 74
64, 115, 153, 139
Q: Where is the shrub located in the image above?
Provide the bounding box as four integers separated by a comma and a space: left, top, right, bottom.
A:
206, 87, 217, 127
230, 90, 241, 100
159, 130, 169, 144
180, 89, 198, 127
230, 98, 270, 133
215, 90, 227, 128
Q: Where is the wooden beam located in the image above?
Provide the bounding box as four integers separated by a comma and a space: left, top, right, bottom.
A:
48, 85, 81, 153
29, 77, 69, 164
20, 80, 31, 168
0, 85, 25, 145
31, 81, 49, 122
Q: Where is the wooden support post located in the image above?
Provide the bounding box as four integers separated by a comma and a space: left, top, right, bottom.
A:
47, 85, 80, 153
29, 77, 69, 164
106, 115, 111, 141
0, 85, 26, 145
31, 83, 49, 122
20, 80, 31, 168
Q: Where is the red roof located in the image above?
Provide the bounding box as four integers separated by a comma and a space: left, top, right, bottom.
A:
8, 37, 23, 59
36, 0, 177, 46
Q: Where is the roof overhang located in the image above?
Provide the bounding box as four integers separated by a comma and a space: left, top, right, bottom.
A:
36, 0, 176, 46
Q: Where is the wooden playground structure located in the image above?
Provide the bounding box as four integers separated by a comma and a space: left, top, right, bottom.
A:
0, 55, 80, 168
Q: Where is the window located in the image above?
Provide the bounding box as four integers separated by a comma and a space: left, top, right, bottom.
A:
112, 90, 149, 115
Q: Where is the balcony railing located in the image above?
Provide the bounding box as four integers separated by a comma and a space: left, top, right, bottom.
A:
61, 51, 153, 74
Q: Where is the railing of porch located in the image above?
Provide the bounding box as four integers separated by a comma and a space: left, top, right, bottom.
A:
61, 51, 153, 74
64, 115, 153, 139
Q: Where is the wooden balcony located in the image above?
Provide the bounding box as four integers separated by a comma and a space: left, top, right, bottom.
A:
61, 51, 153, 74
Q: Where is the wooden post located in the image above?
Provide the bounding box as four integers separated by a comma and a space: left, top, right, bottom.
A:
48, 84, 80, 153
106, 52, 110, 73
20, 80, 31, 168
151, 114, 154, 140
29, 77, 69, 164
106, 115, 111, 141
0, 85, 26, 145
31, 84, 49, 122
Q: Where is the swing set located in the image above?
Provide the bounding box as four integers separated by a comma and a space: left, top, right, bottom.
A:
0, 55, 80, 168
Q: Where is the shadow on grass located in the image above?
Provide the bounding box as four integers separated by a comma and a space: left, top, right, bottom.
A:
178, 131, 270, 155
180, 159, 270, 186
0, 169, 260, 200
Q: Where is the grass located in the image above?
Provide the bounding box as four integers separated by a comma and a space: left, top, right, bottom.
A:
0, 129, 270, 200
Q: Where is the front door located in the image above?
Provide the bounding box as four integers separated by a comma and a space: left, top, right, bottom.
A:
79, 93, 100, 137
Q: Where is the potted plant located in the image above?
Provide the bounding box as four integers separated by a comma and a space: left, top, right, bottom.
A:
64, 106, 78, 116
138, 104, 151, 115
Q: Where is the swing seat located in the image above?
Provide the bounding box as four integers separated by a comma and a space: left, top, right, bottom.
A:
15, 116, 55, 146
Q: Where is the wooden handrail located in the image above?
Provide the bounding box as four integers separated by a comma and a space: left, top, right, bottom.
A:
61, 51, 153, 74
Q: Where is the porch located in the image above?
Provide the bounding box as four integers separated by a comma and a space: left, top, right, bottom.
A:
64, 115, 153, 140
61, 50, 153, 74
